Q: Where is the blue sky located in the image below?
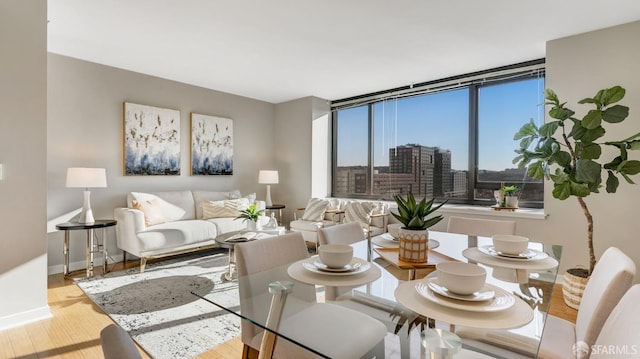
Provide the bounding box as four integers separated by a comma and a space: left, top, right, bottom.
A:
337, 77, 544, 171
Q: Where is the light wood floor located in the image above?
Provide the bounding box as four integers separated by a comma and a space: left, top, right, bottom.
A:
0, 260, 577, 359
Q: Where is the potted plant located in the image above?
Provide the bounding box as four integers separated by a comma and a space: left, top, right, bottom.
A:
513, 85, 640, 308
392, 193, 446, 263
235, 203, 264, 231
500, 184, 520, 208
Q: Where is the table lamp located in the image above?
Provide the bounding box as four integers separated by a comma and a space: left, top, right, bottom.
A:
258, 170, 279, 207
66, 167, 107, 224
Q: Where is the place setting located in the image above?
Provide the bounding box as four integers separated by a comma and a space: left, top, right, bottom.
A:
462, 235, 559, 270
395, 261, 534, 329
287, 244, 381, 287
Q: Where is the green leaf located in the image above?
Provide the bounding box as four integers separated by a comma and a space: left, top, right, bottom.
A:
606, 86, 626, 105
549, 106, 574, 120
604, 156, 623, 170
539, 121, 560, 137
544, 89, 559, 105
578, 97, 598, 105
527, 161, 545, 179
619, 160, 640, 175
575, 159, 601, 183
582, 110, 602, 129
606, 171, 620, 193
569, 120, 586, 140
513, 120, 537, 140
552, 182, 571, 200
580, 126, 606, 143
550, 168, 570, 184
519, 136, 534, 150
593, 89, 607, 106
570, 181, 591, 197
629, 140, 640, 150
554, 151, 572, 167
580, 143, 602, 160
602, 105, 629, 123
621, 172, 636, 185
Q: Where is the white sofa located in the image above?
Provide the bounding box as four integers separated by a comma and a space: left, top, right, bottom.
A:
114, 189, 267, 272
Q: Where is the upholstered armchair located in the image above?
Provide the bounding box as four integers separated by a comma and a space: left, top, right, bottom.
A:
342, 201, 389, 240
289, 198, 343, 248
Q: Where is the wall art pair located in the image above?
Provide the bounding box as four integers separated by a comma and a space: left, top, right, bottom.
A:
123, 102, 233, 176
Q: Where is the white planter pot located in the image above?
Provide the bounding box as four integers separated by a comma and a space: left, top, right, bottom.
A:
398, 228, 429, 263
246, 220, 257, 231
505, 196, 519, 208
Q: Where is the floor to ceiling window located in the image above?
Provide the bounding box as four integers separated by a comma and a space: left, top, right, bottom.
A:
332, 60, 545, 207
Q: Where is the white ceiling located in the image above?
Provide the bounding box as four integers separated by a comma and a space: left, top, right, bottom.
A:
47, 0, 640, 104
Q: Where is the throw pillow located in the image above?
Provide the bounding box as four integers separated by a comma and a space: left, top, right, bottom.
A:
202, 198, 250, 219
132, 199, 168, 226
301, 198, 330, 221
130, 192, 186, 221
344, 201, 375, 227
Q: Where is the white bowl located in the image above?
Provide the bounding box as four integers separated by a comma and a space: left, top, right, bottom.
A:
436, 262, 486, 295
318, 244, 353, 268
492, 235, 529, 255
387, 223, 402, 238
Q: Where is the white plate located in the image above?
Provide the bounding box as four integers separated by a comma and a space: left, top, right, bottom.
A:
416, 278, 515, 312
478, 245, 548, 261
302, 256, 371, 276
313, 260, 357, 272
427, 280, 495, 302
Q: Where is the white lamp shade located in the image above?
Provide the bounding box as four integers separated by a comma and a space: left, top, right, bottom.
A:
66, 167, 107, 188
258, 170, 279, 184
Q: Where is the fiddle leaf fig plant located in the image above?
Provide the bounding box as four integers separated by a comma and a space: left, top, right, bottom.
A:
513, 85, 640, 274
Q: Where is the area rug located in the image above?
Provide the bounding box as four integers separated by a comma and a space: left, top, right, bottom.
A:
75, 248, 240, 359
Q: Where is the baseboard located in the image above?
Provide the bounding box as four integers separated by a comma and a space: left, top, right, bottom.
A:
0, 305, 52, 331
47, 253, 125, 275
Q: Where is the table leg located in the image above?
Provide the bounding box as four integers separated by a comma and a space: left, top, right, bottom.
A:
224, 247, 234, 282
86, 228, 95, 277
63, 230, 70, 277
102, 227, 108, 273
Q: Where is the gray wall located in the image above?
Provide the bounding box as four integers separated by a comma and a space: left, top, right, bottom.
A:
0, 0, 49, 328
46, 54, 278, 273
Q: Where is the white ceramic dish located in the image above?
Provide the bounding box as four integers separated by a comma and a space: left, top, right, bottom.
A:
436, 262, 487, 295
427, 279, 495, 302
416, 278, 515, 312
313, 260, 359, 272
478, 245, 548, 261
302, 256, 370, 276
491, 234, 529, 255
318, 244, 353, 268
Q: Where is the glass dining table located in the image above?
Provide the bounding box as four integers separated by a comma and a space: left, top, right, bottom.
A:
192, 231, 562, 358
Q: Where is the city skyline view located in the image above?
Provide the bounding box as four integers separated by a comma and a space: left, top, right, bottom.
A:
336, 77, 545, 173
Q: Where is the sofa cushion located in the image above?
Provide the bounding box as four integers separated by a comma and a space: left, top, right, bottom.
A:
136, 220, 218, 252
344, 201, 374, 226
202, 198, 250, 219
132, 199, 168, 226
301, 198, 330, 221
192, 190, 242, 219
129, 192, 189, 222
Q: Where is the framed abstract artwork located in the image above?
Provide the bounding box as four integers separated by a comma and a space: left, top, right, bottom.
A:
123, 102, 181, 175
190, 113, 233, 175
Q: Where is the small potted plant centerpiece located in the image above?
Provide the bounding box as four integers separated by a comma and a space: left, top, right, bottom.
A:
392, 193, 446, 263
500, 184, 520, 208
235, 203, 264, 231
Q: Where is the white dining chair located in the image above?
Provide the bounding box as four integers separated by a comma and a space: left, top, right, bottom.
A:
100, 324, 142, 359
235, 232, 387, 359
446, 216, 516, 237
538, 247, 636, 359
318, 221, 365, 247
590, 284, 640, 358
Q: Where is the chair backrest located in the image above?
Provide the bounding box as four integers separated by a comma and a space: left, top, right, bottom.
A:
100, 324, 142, 359
318, 222, 365, 246
446, 216, 516, 237
235, 232, 315, 345
575, 247, 636, 347
591, 284, 640, 358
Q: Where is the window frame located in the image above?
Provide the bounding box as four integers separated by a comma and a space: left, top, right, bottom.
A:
331, 60, 545, 208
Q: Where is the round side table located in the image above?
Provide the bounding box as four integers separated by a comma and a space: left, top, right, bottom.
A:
56, 219, 117, 277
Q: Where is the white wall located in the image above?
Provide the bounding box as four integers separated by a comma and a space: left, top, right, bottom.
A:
46, 54, 277, 273
544, 20, 640, 276
0, 0, 50, 329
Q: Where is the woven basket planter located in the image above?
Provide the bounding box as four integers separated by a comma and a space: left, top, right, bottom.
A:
398, 228, 429, 263
562, 268, 589, 310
